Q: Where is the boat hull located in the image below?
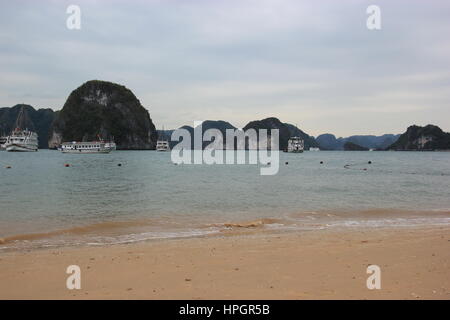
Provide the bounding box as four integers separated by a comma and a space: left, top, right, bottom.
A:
61, 149, 111, 154
156, 140, 170, 152
60, 141, 115, 154
6, 144, 38, 152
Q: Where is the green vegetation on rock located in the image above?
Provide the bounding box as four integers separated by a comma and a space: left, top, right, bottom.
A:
49, 80, 157, 150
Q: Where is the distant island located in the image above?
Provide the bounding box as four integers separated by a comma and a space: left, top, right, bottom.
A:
343, 141, 369, 151
48, 80, 157, 150
387, 124, 450, 151
316, 133, 400, 151
1, 80, 450, 151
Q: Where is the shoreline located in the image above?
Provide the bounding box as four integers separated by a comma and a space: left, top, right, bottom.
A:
1, 208, 449, 252
1, 225, 449, 299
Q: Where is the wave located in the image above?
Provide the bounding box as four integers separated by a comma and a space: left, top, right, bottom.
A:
1, 209, 450, 251
209, 218, 281, 229
0, 220, 151, 245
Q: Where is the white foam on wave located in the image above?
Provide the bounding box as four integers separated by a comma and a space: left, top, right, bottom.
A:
0, 227, 222, 251
2, 214, 450, 252
258, 215, 450, 232
85, 228, 220, 246
325, 217, 450, 229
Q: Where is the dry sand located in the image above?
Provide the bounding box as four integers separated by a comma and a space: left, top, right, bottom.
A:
0, 226, 449, 300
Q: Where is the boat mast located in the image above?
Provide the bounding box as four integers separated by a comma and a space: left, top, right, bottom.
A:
14, 105, 31, 132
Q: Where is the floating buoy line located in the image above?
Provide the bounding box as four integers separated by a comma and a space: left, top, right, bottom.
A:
0, 159, 12, 169
342, 161, 448, 176
344, 162, 370, 171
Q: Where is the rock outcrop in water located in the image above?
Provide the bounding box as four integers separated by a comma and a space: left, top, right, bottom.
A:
316, 133, 400, 150
243, 117, 290, 150
243, 117, 318, 150
387, 124, 450, 151
200, 120, 237, 149
164, 118, 318, 150
343, 141, 369, 151
0, 104, 56, 149
48, 80, 157, 150
159, 120, 236, 149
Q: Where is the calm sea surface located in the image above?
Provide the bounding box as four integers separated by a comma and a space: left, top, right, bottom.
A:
0, 150, 449, 250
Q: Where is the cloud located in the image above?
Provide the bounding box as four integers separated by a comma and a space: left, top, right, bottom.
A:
0, 0, 449, 135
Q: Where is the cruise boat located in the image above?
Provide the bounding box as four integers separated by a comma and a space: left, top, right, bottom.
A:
105, 141, 117, 151
285, 136, 304, 153
61, 141, 116, 154
5, 129, 39, 152
156, 140, 169, 151
0, 136, 7, 150
4, 106, 39, 152
156, 129, 170, 151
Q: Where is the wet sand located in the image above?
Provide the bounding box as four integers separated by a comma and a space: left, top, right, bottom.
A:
0, 226, 449, 299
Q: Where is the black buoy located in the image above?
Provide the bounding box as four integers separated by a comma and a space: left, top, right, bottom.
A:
320, 161, 323, 164
285, 161, 289, 165
117, 163, 122, 167
64, 163, 70, 167
368, 161, 372, 164
5, 166, 11, 169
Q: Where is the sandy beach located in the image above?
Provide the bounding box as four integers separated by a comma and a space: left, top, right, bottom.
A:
0, 226, 449, 300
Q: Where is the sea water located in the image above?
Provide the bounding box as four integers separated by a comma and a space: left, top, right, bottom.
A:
0, 150, 449, 250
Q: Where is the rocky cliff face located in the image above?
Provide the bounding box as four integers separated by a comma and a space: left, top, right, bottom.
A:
48, 80, 157, 150
0, 104, 56, 149
387, 125, 450, 151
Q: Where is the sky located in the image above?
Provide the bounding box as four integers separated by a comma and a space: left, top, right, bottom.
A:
1, 0, 449, 137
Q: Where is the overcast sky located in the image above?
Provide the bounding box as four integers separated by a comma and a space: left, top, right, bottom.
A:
1, 0, 449, 136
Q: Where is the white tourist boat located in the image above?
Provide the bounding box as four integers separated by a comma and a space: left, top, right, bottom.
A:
5, 129, 39, 152
0, 136, 7, 151
61, 141, 116, 154
285, 136, 304, 153
105, 141, 117, 151
156, 128, 170, 151
156, 140, 169, 151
